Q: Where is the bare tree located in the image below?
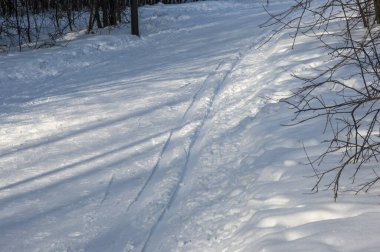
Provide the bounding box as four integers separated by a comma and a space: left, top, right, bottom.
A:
263, 0, 380, 200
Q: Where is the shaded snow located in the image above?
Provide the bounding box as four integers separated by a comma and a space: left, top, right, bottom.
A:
1, 1, 380, 252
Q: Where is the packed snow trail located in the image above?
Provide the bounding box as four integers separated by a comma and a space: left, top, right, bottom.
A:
2, 1, 380, 252
81, 4, 280, 252
0, 2, 277, 251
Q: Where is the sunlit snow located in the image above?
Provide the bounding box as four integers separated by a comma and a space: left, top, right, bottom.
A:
1, 1, 380, 251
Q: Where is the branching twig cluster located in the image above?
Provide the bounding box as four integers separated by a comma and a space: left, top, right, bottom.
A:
264, 0, 380, 200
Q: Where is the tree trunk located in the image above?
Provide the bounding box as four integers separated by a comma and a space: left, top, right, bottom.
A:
131, 0, 139, 36
100, 0, 109, 27
374, 0, 380, 24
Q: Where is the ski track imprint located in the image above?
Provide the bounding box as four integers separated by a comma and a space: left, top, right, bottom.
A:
133, 30, 276, 251
0, 4, 288, 251
138, 20, 289, 251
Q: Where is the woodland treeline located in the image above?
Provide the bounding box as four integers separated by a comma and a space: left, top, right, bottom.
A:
0, 0, 200, 51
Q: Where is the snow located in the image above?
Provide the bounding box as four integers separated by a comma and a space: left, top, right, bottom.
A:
1, 1, 380, 251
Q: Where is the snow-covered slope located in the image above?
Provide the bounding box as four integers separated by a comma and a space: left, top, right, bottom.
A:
1, 1, 380, 251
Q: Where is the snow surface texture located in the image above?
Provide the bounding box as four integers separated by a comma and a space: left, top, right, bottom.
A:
1, 1, 380, 251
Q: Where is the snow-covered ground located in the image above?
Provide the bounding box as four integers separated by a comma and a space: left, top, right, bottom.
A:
1, 1, 380, 251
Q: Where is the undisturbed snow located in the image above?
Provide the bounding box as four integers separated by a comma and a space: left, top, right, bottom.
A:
1, 1, 380, 251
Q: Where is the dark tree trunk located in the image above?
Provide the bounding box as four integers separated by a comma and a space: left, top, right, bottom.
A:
131, 0, 139, 36
375, 0, 380, 24
100, 0, 109, 27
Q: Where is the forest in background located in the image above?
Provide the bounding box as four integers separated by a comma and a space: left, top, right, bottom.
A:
0, 0, 201, 51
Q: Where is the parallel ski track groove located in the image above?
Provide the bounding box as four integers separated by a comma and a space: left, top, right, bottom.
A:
140, 30, 276, 252
123, 61, 224, 213
100, 173, 115, 205
141, 60, 235, 252
125, 130, 173, 212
